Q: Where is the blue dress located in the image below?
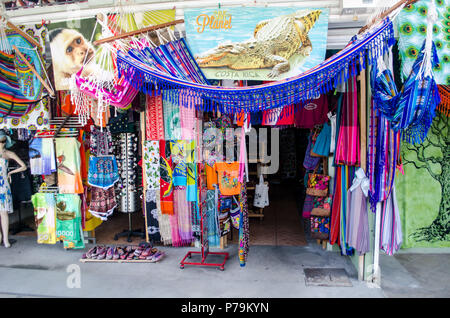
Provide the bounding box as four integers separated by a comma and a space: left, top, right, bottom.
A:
0, 157, 13, 213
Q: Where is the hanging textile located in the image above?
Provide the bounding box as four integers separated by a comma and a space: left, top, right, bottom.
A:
157, 207, 172, 245
262, 105, 295, 126
312, 122, 332, 157
145, 94, 165, 140
145, 189, 161, 242
31, 193, 57, 245
55, 137, 83, 194
55, 194, 84, 249
117, 18, 395, 112
345, 168, 370, 255
205, 188, 220, 247
163, 90, 181, 140
185, 140, 197, 202
1, 23, 50, 130
174, 187, 194, 246
159, 140, 174, 215
294, 95, 329, 129
87, 155, 119, 190
437, 85, 449, 117
90, 126, 112, 156
29, 137, 56, 175
143, 140, 160, 189
330, 164, 356, 256
380, 185, 403, 255
180, 94, 196, 140
396, 41, 441, 144
239, 172, 249, 267
0, 50, 40, 118
368, 106, 400, 210
335, 76, 360, 166
88, 186, 116, 221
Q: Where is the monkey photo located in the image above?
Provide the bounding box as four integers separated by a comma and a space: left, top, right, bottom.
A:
49, 28, 98, 91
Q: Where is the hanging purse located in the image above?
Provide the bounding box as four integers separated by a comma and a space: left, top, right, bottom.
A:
253, 174, 269, 208
311, 196, 332, 217
306, 164, 329, 197
310, 215, 330, 240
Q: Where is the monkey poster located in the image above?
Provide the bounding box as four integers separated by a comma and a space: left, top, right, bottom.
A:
47, 18, 101, 91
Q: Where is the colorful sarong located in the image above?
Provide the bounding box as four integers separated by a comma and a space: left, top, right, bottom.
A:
145, 94, 165, 140
87, 155, 119, 189
163, 90, 181, 140
160, 140, 174, 214
55, 137, 84, 194
32, 193, 56, 245
335, 77, 360, 166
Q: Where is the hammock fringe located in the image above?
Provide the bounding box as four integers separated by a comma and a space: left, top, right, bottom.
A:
117, 19, 395, 113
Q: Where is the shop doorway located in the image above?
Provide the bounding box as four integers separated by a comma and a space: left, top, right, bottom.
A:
230, 128, 311, 247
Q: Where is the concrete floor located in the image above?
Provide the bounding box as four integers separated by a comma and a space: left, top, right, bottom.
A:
0, 235, 449, 298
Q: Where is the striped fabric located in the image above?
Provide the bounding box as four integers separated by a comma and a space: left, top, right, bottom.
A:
0, 50, 38, 117
335, 76, 360, 166
368, 105, 400, 210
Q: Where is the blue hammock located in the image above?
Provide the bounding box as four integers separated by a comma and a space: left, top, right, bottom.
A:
371, 40, 441, 144
117, 18, 396, 113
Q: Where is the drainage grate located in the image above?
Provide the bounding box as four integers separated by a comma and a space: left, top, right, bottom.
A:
304, 268, 353, 287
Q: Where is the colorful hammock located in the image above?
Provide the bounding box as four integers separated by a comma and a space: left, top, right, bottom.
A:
117, 18, 395, 113
0, 50, 40, 117
395, 41, 441, 144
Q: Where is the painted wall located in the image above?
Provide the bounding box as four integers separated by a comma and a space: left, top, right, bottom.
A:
396, 112, 450, 248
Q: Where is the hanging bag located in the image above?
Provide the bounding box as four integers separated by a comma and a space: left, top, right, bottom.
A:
310, 214, 330, 240
311, 196, 332, 217
306, 160, 329, 197
253, 174, 269, 208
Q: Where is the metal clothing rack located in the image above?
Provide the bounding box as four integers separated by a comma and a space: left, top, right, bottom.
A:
114, 132, 145, 243
180, 164, 229, 271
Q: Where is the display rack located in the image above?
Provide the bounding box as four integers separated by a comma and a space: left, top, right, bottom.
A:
180, 171, 229, 271
114, 132, 145, 242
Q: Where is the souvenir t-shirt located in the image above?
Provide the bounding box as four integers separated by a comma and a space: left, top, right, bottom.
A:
32, 193, 57, 245
294, 95, 329, 129
55, 194, 85, 249
205, 163, 218, 190
214, 162, 241, 196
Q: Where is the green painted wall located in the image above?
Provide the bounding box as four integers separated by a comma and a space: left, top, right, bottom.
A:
396, 112, 450, 248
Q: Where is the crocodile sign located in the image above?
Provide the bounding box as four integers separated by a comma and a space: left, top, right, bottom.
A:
184, 7, 329, 81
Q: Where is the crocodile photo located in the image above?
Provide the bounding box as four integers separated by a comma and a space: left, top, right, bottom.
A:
195, 10, 322, 78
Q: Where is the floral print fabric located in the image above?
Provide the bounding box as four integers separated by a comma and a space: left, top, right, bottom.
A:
143, 141, 160, 189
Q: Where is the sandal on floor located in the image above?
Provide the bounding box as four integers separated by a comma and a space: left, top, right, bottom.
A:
126, 250, 135, 260
134, 246, 144, 257
106, 247, 114, 260
113, 247, 120, 260
140, 247, 152, 258
91, 246, 103, 259
148, 251, 164, 262
82, 246, 97, 259
96, 246, 107, 260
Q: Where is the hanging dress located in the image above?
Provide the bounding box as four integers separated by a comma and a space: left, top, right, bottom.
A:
0, 157, 13, 213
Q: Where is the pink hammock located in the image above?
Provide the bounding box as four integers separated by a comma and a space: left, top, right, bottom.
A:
73, 67, 139, 109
